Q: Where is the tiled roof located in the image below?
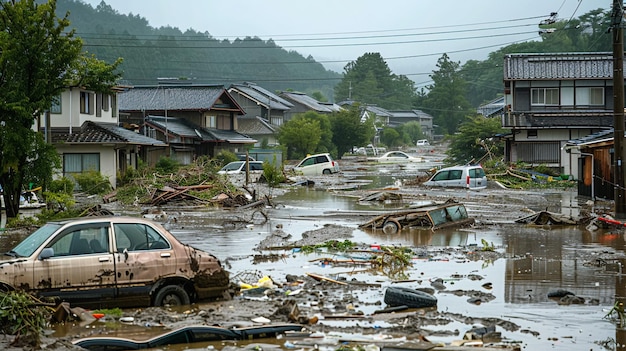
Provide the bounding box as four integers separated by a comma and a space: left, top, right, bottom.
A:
280, 91, 334, 112
119, 85, 241, 112
237, 116, 277, 135
566, 129, 615, 147
504, 52, 616, 80
53, 121, 165, 145
229, 83, 293, 110
477, 97, 505, 117
146, 115, 255, 143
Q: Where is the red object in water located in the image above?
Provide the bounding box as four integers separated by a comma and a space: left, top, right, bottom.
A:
92, 313, 105, 319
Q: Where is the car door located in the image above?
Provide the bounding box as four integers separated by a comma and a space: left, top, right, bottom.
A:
112, 222, 177, 304
33, 222, 116, 305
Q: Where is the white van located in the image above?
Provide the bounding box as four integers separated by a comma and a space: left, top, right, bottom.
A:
423, 164, 487, 189
218, 161, 264, 175
293, 153, 340, 176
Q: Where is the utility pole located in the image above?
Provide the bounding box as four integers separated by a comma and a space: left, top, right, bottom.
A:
613, 0, 626, 219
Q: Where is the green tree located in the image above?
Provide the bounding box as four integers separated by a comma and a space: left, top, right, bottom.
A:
0, 0, 121, 218
446, 115, 506, 165
334, 52, 416, 109
329, 106, 375, 157
379, 127, 402, 148
397, 121, 424, 145
277, 117, 322, 159
420, 54, 473, 135
298, 111, 335, 156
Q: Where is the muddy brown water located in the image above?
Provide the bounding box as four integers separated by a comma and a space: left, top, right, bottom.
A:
3, 159, 626, 351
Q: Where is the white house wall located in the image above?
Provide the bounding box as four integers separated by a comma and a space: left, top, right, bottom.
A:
42, 88, 118, 129
55, 144, 118, 189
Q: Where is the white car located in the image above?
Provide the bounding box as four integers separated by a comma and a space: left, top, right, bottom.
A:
422, 164, 487, 189
293, 153, 340, 176
218, 161, 264, 175
372, 151, 423, 163
416, 139, 430, 146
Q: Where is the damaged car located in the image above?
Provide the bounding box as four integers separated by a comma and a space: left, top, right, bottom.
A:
359, 200, 475, 233
0, 217, 230, 308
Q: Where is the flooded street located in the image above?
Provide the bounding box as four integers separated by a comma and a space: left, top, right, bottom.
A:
153, 185, 619, 351
3, 157, 626, 351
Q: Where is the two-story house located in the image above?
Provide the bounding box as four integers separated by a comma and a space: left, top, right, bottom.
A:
228, 82, 293, 147
36, 87, 165, 189
280, 91, 343, 121
118, 84, 255, 164
502, 53, 616, 178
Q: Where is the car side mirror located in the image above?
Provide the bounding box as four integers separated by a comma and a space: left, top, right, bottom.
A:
39, 248, 54, 260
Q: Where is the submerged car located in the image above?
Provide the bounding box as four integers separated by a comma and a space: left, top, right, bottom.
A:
371, 151, 423, 163
359, 200, 474, 233
0, 217, 230, 308
218, 161, 265, 175
293, 153, 340, 176
422, 164, 487, 189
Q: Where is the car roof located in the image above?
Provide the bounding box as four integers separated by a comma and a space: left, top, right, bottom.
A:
437, 165, 483, 171
47, 216, 153, 225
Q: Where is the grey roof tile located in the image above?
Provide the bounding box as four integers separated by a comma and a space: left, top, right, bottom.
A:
119, 85, 237, 111
504, 52, 616, 80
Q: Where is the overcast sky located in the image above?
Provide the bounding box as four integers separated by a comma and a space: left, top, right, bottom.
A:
82, 0, 607, 88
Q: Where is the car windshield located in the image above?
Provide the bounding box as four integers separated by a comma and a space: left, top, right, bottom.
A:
220, 162, 243, 172
9, 223, 62, 257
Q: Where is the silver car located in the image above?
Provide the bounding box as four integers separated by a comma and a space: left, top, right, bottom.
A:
423, 164, 487, 189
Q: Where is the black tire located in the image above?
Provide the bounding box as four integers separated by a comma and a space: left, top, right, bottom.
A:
323, 169, 331, 174
154, 285, 190, 307
384, 286, 437, 308
382, 219, 401, 234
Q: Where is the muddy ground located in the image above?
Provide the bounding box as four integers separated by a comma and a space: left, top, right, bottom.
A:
0, 148, 617, 351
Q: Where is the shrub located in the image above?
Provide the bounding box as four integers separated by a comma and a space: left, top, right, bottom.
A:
48, 177, 75, 195
0, 291, 48, 347
155, 156, 180, 174
73, 170, 112, 195
262, 158, 285, 187
214, 150, 239, 166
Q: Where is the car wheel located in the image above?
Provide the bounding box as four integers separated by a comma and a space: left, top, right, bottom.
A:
383, 286, 437, 308
154, 285, 190, 306
382, 219, 401, 234
322, 169, 331, 174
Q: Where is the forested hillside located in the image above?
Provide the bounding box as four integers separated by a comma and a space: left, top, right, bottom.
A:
54, 0, 342, 100
53, 1, 610, 110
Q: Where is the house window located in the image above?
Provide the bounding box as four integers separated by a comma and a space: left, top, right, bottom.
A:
96, 93, 102, 117
206, 115, 217, 128
576, 87, 604, 106
111, 95, 117, 117
102, 94, 109, 112
531, 88, 559, 105
64, 153, 100, 178
80, 92, 93, 114
50, 95, 61, 114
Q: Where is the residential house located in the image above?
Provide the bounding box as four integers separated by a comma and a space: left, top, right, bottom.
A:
387, 110, 434, 139
280, 91, 342, 121
564, 129, 614, 199
35, 87, 166, 189
118, 85, 255, 164
477, 96, 505, 117
502, 52, 616, 178
228, 82, 293, 147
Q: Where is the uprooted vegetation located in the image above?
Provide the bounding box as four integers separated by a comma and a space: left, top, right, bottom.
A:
0, 291, 51, 348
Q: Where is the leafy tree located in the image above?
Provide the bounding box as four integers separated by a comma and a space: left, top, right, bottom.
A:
379, 127, 402, 148
420, 54, 473, 135
334, 52, 416, 109
278, 117, 322, 159
298, 111, 335, 156
397, 121, 424, 145
0, 0, 121, 218
329, 106, 375, 157
446, 115, 506, 165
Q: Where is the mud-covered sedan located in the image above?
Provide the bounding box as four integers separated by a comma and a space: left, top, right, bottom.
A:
0, 217, 230, 308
